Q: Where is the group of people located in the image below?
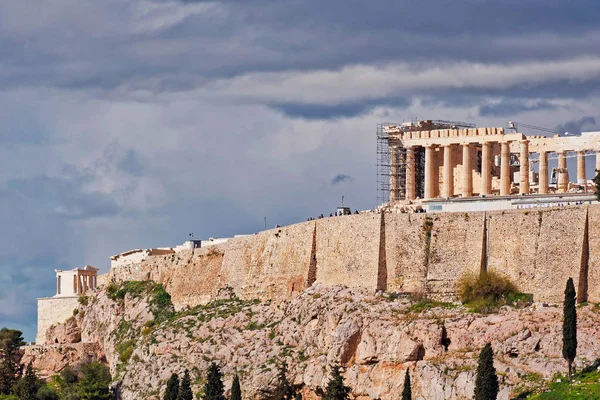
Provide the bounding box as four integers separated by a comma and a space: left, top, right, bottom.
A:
306, 210, 360, 221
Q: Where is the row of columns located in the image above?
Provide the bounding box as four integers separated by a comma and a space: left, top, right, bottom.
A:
72, 274, 97, 295
395, 142, 599, 200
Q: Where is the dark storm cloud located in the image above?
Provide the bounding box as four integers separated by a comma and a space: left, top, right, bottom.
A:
270, 98, 411, 120
556, 116, 600, 135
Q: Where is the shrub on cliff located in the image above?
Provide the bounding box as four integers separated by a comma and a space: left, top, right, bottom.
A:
457, 271, 518, 313
474, 343, 499, 400
563, 277, 577, 380
76, 362, 112, 400
323, 364, 350, 400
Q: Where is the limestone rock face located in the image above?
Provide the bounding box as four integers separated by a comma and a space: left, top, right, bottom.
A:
45, 317, 81, 344
24, 284, 600, 400
21, 343, 103, 378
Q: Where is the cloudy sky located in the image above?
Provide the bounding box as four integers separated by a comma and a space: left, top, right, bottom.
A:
2, 0, 600, 341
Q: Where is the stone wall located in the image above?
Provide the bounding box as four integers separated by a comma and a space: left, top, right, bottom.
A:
105, 205, 600, 309
36, 296, 80, 344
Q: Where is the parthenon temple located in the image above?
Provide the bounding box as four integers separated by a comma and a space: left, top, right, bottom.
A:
383, 120, 600, 202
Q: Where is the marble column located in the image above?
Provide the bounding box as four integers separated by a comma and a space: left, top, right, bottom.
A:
577, 151, 586, 186
424, 145, 435, 199
500, 142, 511, 196
389, 146, 399, 202
557, 151, 569, 193
539, 151, 548, 194
481, 142, 492, 195
405, 147, 416, 200
461, 143, 473, 197
596, 151, 600, 172
519, 140, 530, 195
57, 276, 60, 295
73, 276, 77, 294
443, 144, 454, 198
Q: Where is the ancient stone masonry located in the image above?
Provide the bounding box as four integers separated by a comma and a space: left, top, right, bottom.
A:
103, 206, 600, 311
382, 121, 600, 200
36, 266, 99, 344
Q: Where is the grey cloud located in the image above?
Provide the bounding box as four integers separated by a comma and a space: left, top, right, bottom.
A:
118, 150, 144, 177
269, 98, 411, 120
556, 116, 600, 135
331, 174, 354, 186
7, 175, 119, 220
479, 100, 561, 117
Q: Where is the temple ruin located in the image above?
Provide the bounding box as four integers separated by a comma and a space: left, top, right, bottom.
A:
377, 120, 600, 206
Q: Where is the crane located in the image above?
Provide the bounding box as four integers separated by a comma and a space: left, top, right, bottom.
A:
508, 121, 568, 136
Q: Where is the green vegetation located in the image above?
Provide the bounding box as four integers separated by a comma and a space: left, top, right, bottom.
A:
474, 343, 498, 400
0, 328, 25, 395
177, 370, 193, 400
563, 277, 577, 380
402, 369, 412, 400
107, 281, 175, 324
527, 369, 600, 399
230, 375, 242, 400
458, 271, 529, 313
323, 364, 350, 400
75, 362, 112, 400
408, 299, 457, 313
164, 373, 179, 400
12, 362, 41, 400
203, 363, 225, 400
272, 363, 302, 400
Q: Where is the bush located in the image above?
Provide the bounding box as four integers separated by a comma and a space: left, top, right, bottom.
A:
457, 271, 519, 312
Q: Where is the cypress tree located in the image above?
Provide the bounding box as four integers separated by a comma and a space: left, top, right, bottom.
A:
563, 277, 577, 379
401, 369, 411, 400
177, 370, 193, 400
204, 363, 225, 400
474, 343, 499, 400
230, 375, 242, 400
164, 373, 179, 400
323, 364, 350, 400
273, 363, 299, 400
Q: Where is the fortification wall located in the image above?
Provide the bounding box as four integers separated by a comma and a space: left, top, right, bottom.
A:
104, 205, 600, 310
36, 297, 80, 344
384, 213, 427, 293
426, 212, 485, 299
314, 214, 380, 290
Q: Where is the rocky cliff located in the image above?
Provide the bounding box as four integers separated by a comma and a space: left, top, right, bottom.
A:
23, 282, 600, 400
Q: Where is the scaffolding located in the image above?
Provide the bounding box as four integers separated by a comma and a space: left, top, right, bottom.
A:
376, 119, 476, 206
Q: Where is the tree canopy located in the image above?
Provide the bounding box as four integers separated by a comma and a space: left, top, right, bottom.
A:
0, 328, 25, 395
